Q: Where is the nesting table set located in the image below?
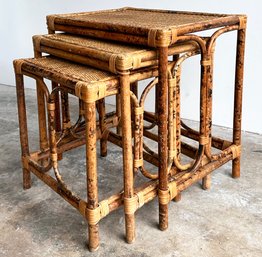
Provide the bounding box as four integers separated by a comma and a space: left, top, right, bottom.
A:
14, 7, 246, 252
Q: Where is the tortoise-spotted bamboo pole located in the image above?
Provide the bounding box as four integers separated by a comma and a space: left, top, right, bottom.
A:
158, 47, 169, 231
131, 82, 138, 123
84, 102, 99, 251
172, 54, 182, 202
61, 90, 71, 130
15, 72, 31, 189
120, 72, 135, 243
232, 26, 246, 178
33, 45, 49, 163
116, 95, 122, 135
202, 44, 214, 190
97, 99, 107, 157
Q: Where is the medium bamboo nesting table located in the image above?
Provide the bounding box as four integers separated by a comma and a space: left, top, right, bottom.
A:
47, 6, 247, 233
31, 32, 203, 249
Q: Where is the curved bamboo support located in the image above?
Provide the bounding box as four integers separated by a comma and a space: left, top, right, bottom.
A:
130, 90, 158, 180
203, 25, 240, 161
206, 25, 239, 55
177, 26, 240, 165
66, 101, 85, 140
130, 77, 161, 180
168, 51, 199, 171
47, 87, 81, 203
176, 26, 242, 189
23, 76, 54, 173
28, 158, 52, 173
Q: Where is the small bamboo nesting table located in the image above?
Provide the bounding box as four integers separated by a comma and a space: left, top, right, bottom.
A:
47, 7, 247, 233
14, 56, 164, 251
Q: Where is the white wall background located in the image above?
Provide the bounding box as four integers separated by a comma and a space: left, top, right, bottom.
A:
0, 1, 261, 134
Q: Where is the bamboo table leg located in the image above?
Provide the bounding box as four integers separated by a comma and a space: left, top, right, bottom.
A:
158, 47, 169, 231
232, 27, 246, 178
202, 47, 215, 191
121, 72, 135, 243
15, 70, 31, 189
84, 102, 99, 251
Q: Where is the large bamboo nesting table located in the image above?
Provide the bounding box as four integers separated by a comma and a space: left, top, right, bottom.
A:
47, 6, 247, 235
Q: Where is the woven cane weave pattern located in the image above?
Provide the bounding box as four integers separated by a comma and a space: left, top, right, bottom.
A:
59, 9, 228, 31
44, 34, 147, 55
25, 57, 115, 82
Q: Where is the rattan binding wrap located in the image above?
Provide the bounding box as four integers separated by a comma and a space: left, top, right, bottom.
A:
13, 59, 24, 74
231, 145, 241, 159
148, 28, 177, 47
75, 81, 107, 103
238, 15, 247, 30
124, 191, 145, 215
158, 181, 177, 205
21, 156, 29, 170
79, 200, 110, 225
199, 136, 209, 145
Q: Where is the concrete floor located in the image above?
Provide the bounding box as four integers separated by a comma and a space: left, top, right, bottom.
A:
0, 84, 261, 257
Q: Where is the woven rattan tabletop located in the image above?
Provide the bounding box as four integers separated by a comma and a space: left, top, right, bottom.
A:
40, 33, 148, 55
15, 56, 121, 103
19, 56, 116, 83
34, 33, 200, 73
47, 7, 243, 47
